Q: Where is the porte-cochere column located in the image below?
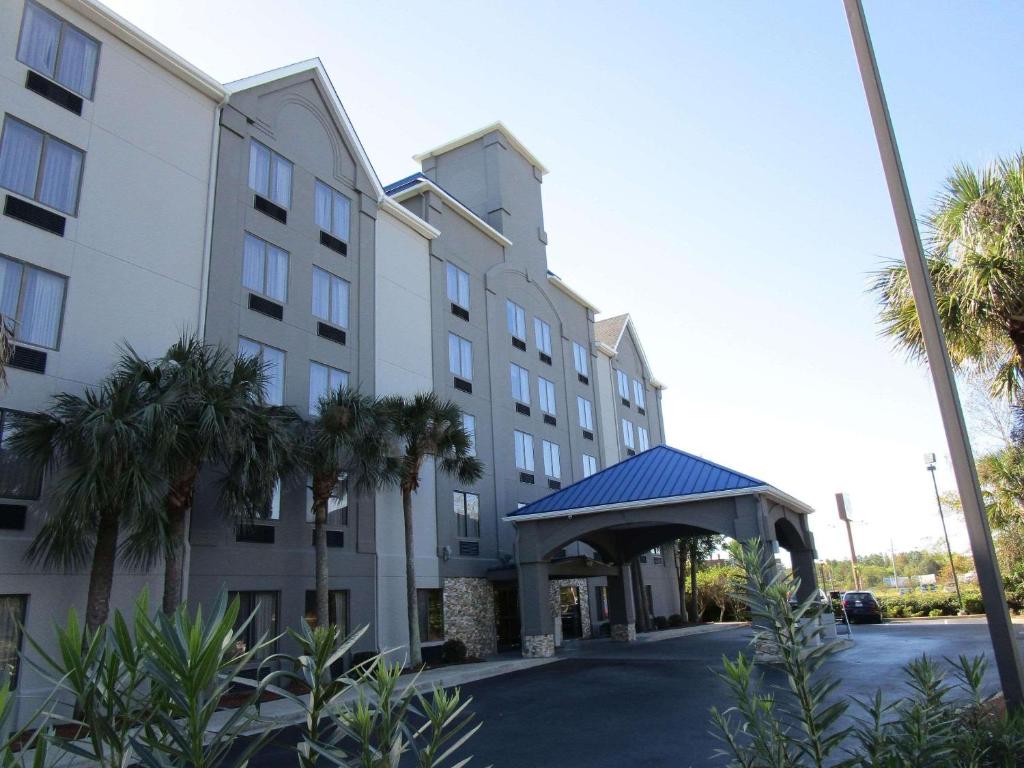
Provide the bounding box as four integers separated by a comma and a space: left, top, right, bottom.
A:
517, 560, 554, 657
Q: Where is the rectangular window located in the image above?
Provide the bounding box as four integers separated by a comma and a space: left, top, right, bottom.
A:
448, 333, 472, 380
510, 363, 530, 404
616, 370, 630, 401
453, 490, 480, 538
622, 419, 635, 450
308, 361, 349, 416
303, 590, 349, 632
506, 300, 526, 340
446, 264, 470, 309
0, 117, 83, 215
228, 591, 278, 661
514, 430, 534, 472
582, 454, 598, 478
533, 318, 552, 356
595, 587, 609, 621
633, 379, 646, 410
576, 396, 593, 430
542, 440, 560, 479
17, 2, 100, 99
538, 377, 556, 415
248, 140, 292, 208
311, 266, 349, 328
314, 180, 350, 241
638, 426, 650, 452
573, 342, 589, 377
0, 409, 42, 500
252, 481, 280, 521
0, 596, 27, 688
242, 233, 288, 302
238, 338, 284, 405
305, 474, 348, 526
0, 255, 67, 349
462, 414, 476, 457
417, 589, 444, 642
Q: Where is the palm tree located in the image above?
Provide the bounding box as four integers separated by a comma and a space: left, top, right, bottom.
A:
383, 393, 482, 667
293, 387, 396, 628
870, 153, 1024, 399
0, 314, 13, 390
8, 374, 170, 633
121, 335, 297, 614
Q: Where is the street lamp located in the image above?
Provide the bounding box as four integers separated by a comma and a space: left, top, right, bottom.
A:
925, 453, 964, 613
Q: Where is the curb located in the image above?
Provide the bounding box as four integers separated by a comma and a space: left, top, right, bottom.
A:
632, 621, 749, 644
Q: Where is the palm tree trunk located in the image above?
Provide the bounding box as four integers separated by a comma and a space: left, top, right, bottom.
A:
85, 506, 120, 634
162, 469, 198, 615
689, 541, 699, 623
403, 486, 422, 668
1009, 325, 1024, 373
631, 557, 649, 632
675, 540, 688, 622
314, 496, 330, 628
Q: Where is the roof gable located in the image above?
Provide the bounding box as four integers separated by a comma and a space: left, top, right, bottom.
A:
385, 173, 512, 248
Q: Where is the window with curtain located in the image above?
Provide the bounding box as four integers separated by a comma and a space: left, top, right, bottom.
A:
0, 117, 83, 215
542, 440, 560, 479
305, 474, 348, 526
533, 317, 552, 355
0, 409, 43, 500
303, 590, 349, 631
510, 364, 530, 404
228, 591, 278, 661
538, 377, 556, 415
577, 396, 593, 430
238, 338, 284, 405
314, 180, 351, 241
514, 430, 534, 472
622, 419, 635, 450
506, 300, 526, 340
0, 255, 67, 349
0, 596, 27, 688
633, 380, 646, 409
582, 454, 598, 478
448, 333, 472, 380
616, 370, 630, 400
311, 266, 349, 328
17, 2, 100, 98
308, 361, 349, 415
248, 141, 292, 208
446, 263, 470, 309
453, 491, 480, 538
242, 233, 288, 302
573, 342, 589, 376
462, 414, 476, 457
638, 426, 650, 452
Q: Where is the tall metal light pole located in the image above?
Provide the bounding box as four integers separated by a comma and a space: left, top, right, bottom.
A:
889, 538, 900, 589
835, 493, 861, 590
926, 453, 964, 613
844, 0, 1024, 709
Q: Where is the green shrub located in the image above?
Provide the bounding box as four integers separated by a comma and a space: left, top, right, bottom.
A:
653, 615, 668, 630
928, 608, 944, 617
441, 638, 467, 665
668, 613, 684, 627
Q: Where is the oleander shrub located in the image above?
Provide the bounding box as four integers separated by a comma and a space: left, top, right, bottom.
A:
878, 590, 981, 618
668, 614, 684, 628
440, 638, 467, 665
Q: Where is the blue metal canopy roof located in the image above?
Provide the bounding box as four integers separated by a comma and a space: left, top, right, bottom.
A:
507, 445, 769, 519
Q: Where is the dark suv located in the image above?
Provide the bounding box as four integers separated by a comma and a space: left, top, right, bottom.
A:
842, 591, 882, 624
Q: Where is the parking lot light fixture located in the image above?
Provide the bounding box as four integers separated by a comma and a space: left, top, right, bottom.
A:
925, 453, 964, 614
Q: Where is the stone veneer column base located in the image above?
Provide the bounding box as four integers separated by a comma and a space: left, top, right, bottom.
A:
522, 634, 555, 658
610, 623, 636, 642
442, 578, 497, 658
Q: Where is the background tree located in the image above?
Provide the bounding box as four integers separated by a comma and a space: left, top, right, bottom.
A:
0, 315, 12, 390
870, 153, 1024, 400
384, 393, 482, 668
687, 534, 724, 621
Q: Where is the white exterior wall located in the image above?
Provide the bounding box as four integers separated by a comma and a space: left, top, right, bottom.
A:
0, 0, 221, 722
373, 208, 437, 659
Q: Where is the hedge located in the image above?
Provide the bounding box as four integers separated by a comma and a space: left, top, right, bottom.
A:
876, 590, 984, 618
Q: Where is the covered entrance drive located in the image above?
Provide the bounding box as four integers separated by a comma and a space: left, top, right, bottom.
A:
507, 446, 819, 657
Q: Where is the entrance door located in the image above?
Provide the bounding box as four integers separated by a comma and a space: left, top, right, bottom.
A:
559, 586, 582, 639
494, 584, 521, 650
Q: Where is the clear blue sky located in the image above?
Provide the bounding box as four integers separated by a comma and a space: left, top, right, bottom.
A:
108, 0, 1024, 559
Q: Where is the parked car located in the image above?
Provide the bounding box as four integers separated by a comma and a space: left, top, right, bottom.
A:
841, 591, 882, 623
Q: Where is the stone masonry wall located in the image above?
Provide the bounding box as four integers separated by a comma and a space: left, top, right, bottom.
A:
550, 578, 592, 639
443, 577, 497, 658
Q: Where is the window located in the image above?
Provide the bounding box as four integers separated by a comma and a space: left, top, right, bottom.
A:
0, 596, 27, 688
448, 333, 472, 380
18, 2, 100, 98
534, 318, 552, 356
650, 546, 664, 565
582, 454, 597, 478
0, 117, 83, 215
0, 410, 42, 500
228, 591, 278, 661
308, 361, 349, 415
644, 585, 654, 617
638, 426, 650, 452
573, 342, 589, 377
633, 379, 646, 410
513, 431, 534, 472
242, 233, 288, 302
446, 264, 469, 309
417, 589, 444, 642
576, 396, 593, 430
314, 180, 350, 241
453, 491, 480, 538
506, 300, 526, 340
542, 440, 560, 479
238, 338, 284, 405
303, 590, 349, 632
616, 370, 630, 401
462, 414, 476, 457
595, 586, 609, 621
252, 481, 280, 521
312, 267, 349, 328
622, 419, 635, 451
0, 255, 66, 349
248, 141, 292, 208
538, 377, 556, 415
510, 364, 530, 404
306, 475, 348, 526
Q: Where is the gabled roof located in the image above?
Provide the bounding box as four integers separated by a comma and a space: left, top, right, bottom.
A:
507, 445, 812, 520
594, 313, 664, 389
384, 173, 512, 248
413, 121, 549, 176
547, 270, 600, 313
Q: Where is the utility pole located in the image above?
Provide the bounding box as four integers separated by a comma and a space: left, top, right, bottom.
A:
844, 0, 1024, 709
889, 538, 900, 589
926, 453, 965, 613
835, 493, 861, 590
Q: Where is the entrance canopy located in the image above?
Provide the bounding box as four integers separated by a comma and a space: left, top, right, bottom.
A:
506, 445, 818, 657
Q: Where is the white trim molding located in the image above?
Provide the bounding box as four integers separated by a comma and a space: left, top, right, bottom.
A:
389, 178, 512, 248
413, 121, 549, 176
